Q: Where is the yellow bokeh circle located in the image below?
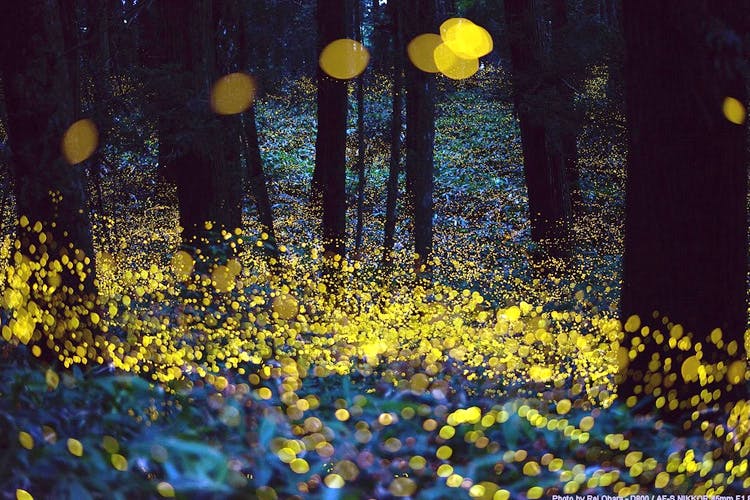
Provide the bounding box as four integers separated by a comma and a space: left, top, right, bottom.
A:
272, 293, 299, 320
319, 39, 370, 80
723, 96, 746, 125
407, 33, 442, 73
171, 250, 195, 279
211, 265, 235, 293
440, 18, 493, 59
210, 72, 256, 115
434, 43, 479, 80
61, 119, 99, 165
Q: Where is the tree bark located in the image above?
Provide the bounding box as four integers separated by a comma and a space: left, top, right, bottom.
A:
237, 2, 278, 255
619, 1, 748, 414
313, 0, 349, 258
403, 0, 436, 268
354, 0, 367, 257
505, 0, 572, 259
59, 0, 81, 120
551, 0, 582, 215
154, 0, 244, 250
241, 109, 279, 255
0, 0, 98, 359
85, 0, 113, 216
370, 0, 389, 74
382, 0, 404, 263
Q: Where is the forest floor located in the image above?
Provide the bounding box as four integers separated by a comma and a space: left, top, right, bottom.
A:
0, 66, 748, 499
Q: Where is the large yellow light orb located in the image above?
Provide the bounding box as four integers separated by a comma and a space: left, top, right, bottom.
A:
272, 293, 299, 320
171, 250, 194, 279
433, 43, 479, 80
407, 33, 442, 73
210, 72, 256, 115
319, 38, 370, 80
723, 96, 746, 125
440, 18, 493, 59
61, 119, 98, 165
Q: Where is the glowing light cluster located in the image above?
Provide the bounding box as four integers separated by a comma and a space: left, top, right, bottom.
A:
408, 18, 493, 80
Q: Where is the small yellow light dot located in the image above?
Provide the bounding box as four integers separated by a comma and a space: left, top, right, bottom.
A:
67, 438, 83, 457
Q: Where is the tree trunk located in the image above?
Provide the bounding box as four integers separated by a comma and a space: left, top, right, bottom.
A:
551, 0, 582, 215
0, 164, 10, 238
59, 0, 81, 120
0, 0, 98, 358
370, 0, 389, 74
383, 0, 404, 263
354, 0, 367, 257
85, 0, 113, 216
403, 0, 436, 268
155, 1, 244, 250
505, 0, 572, 259
241, 109, 279, 255
237, 2, 278, 254
313, 0, 349, 258
619, 1, 748, 415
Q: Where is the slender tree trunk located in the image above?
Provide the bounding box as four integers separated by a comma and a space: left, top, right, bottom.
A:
121, 0, 139, 70
237, 3, 278, 254
370, 0, 389, 74
551, 0, 582, 215
241, 110, 279, 254
86, 0, 113, 216
619, 1, 748, 415
383, 0, 404, 263
0, 95, 10, 235
505, 0, 572, 259
354, 0, 367, 257
404, 0, 436, 268
313, 0, 349, 258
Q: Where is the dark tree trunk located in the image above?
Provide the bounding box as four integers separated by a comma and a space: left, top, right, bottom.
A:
551, 0, 582, 215
600, 0, 619, 28
85, 0, 113, 216
313, 0, 349, 258
404, 0, 436, 268
0, 0, 97, 277
383, 0, 404, 263
505, 0, 572, 259
241, 109, 279, 253
154, 1, 244, 250
237, 3, 278, 254
0, 0, 98, 357
619, 1, 748, 414
354, 0, 367, 257
0, 163, 11, 238
370, 0, 389, 74
59, 0, 81, 120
